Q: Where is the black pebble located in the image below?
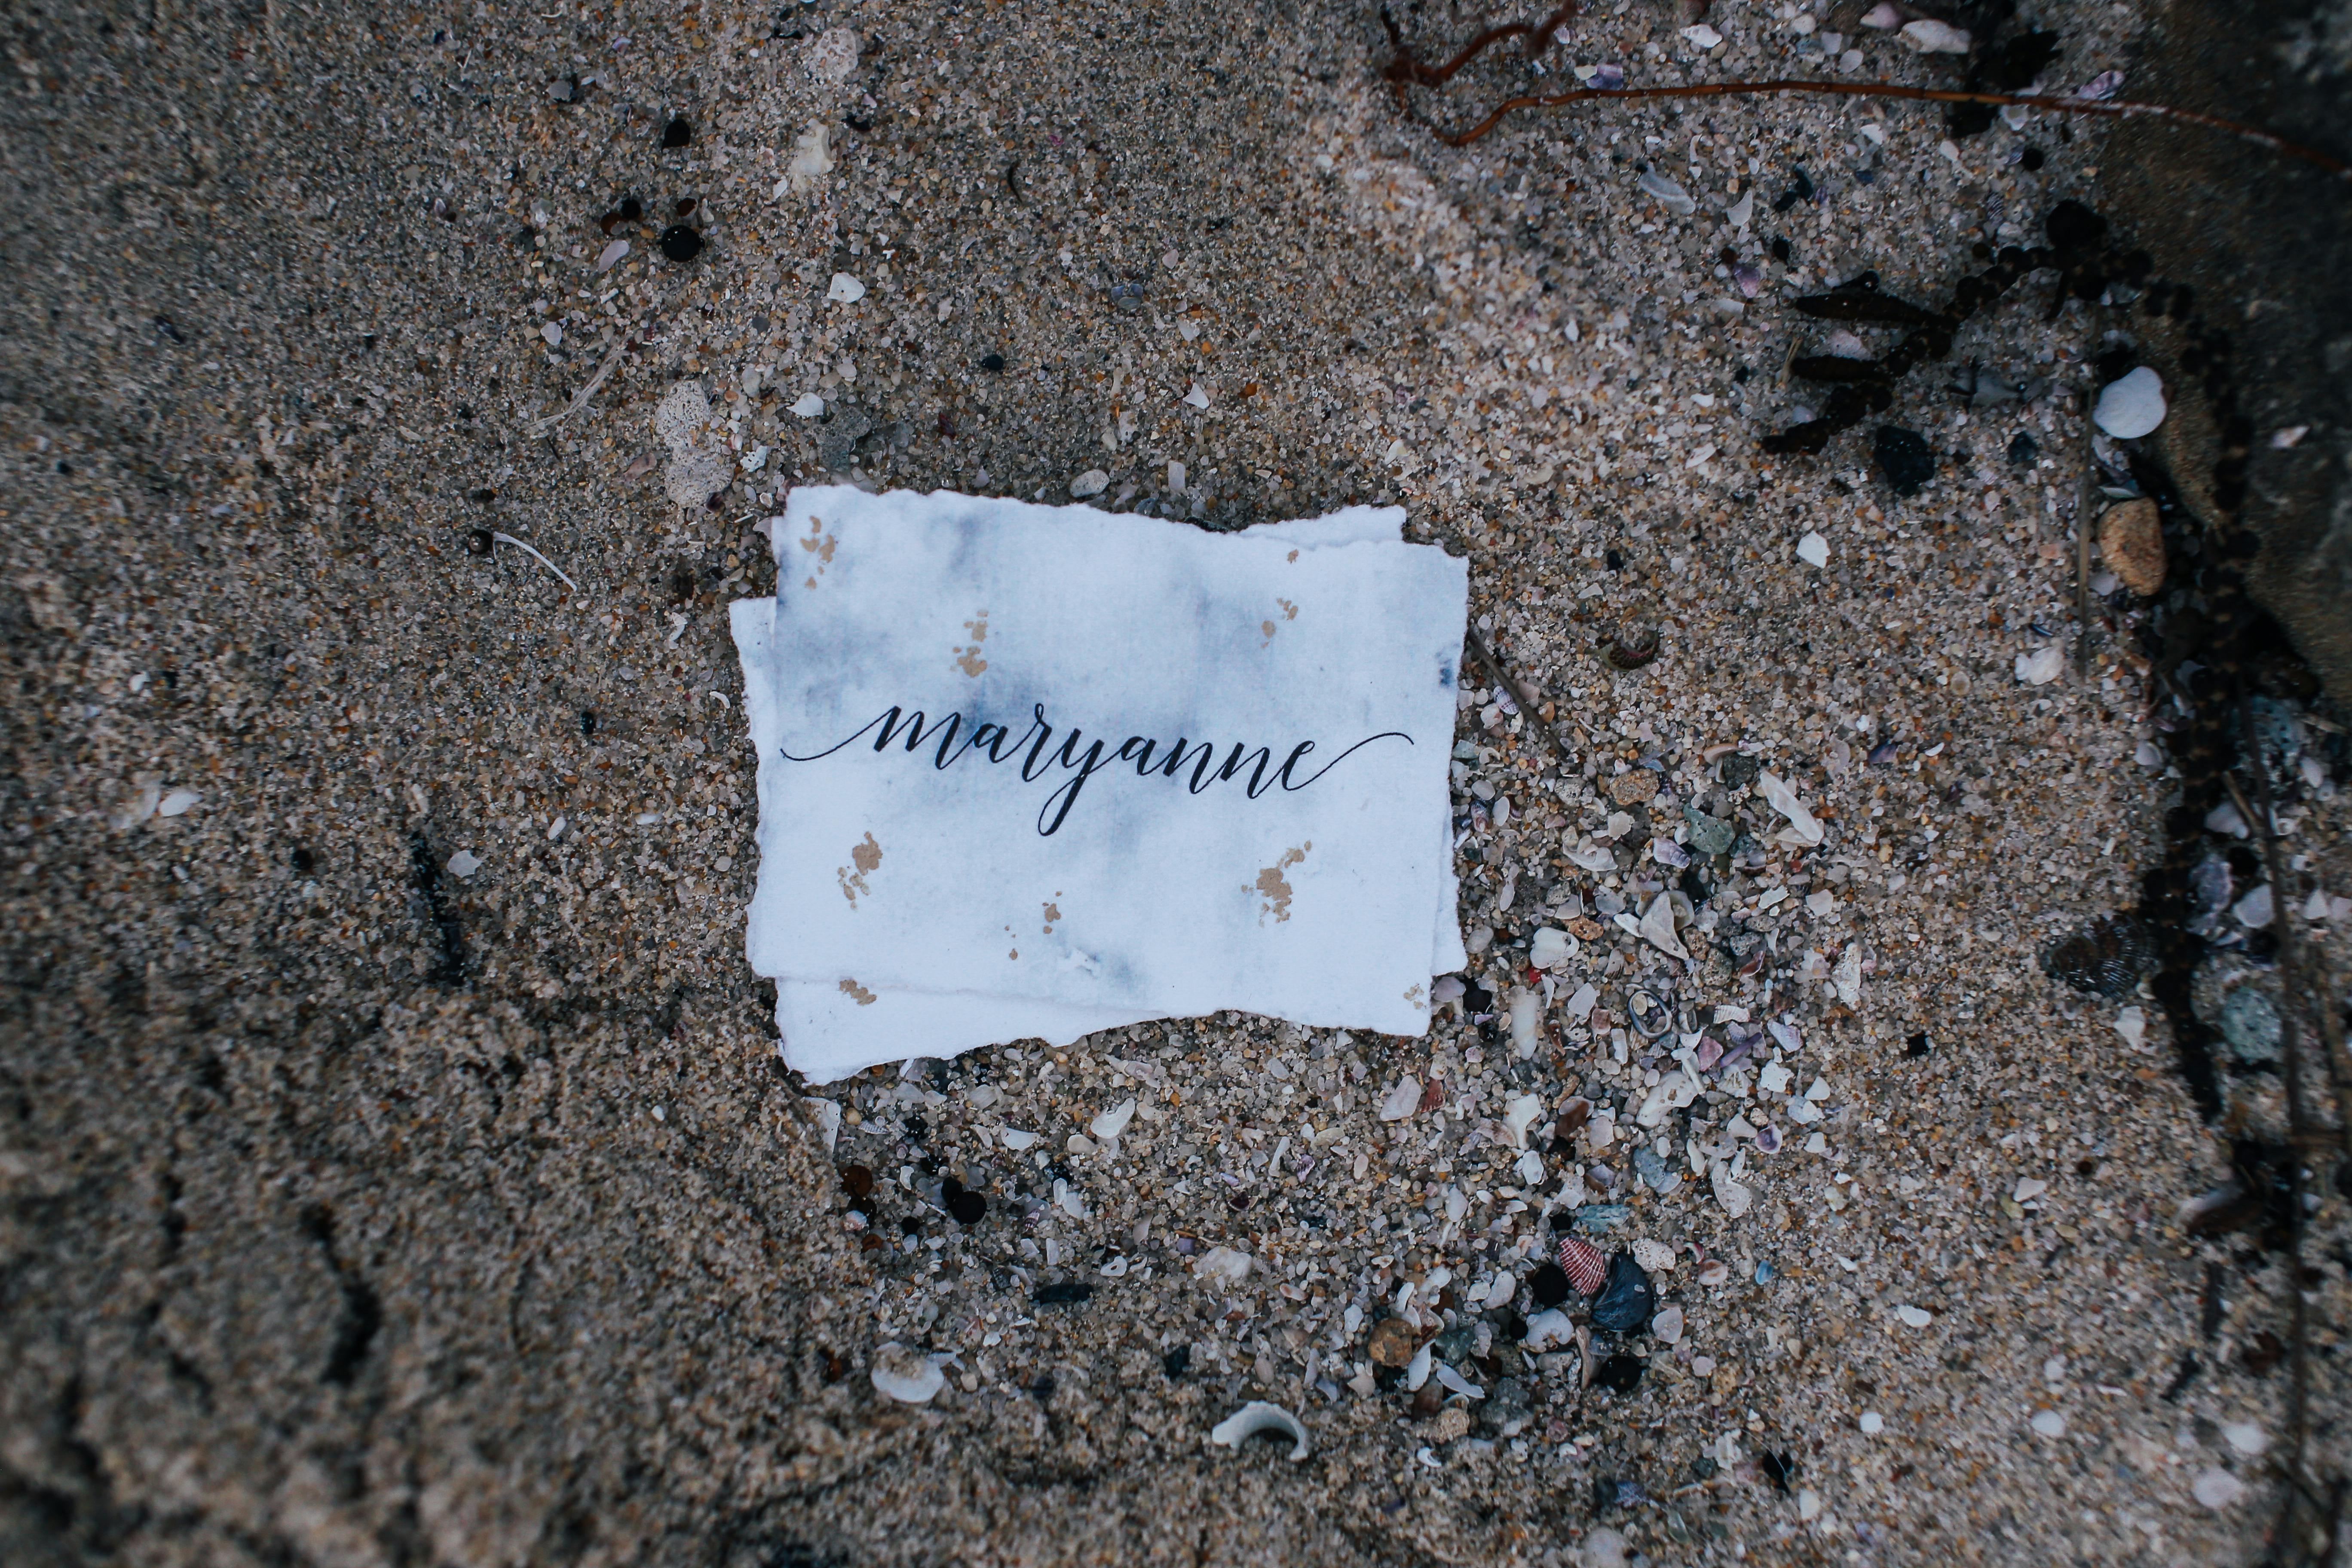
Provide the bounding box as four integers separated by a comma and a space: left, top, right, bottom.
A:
940, 1175, 986, 1225
2040, 913, 2155, 998
2007, 431, 2039, 467
1872, 425, 1936, 497
662, 115, 692, 148
1905, 1031, 1932, 1058
659, 225, 703, 263
1163, 1344, 1192, 1378
1769, 235, 1792, 263
1760, 1451, 1800, 1493
1526, 1262, 1571, 1309
291, 846, 316, 874
1034, 1280, 1093, 1306
1594, 1354, 1645, 1393
1590, 1252, 1656, 1332
579, 710, 597, 736
2046, 198, 2107, 252
465, 527, 493, 557
469, 487, 495, 504
2020, 147, 2046, 171
979, 353, 1006, 373
1604, 548, 1624, 572
618, 195, 643, 221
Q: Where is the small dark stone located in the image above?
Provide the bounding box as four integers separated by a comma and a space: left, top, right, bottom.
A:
1604, 548, 1624, 572
1760, 1451, 1800, 1493
1718, 753, 1761, 790
674, 196, 697, 216
659, 225, 703, 263
941, 1176, 986, 1225
579, 710, 597, 736
839, 1164, 875, 1199
1770, 235, 1792, 263
2019, 146, 2046, 171
980, 352, 1007, 373
1526, 1262, 1571, 1309
2007, 431, 2039, 466
465, 527, 493, 557
1690, 1456, 1719, 1481
1872, 425, 1936, 496
469, 487, 495, 505
1590, 1253, 1656, 1333
1771, 167, 1813, 213
1410, 1382, 1445, 1417
1034, 1280, 1092, 1306
898, 1215, 922, 1237
1163, 1344, 1191, 1378
1904, 1031, 1932, 1058
618, 195, 643, 221
291, 846, 316, 874
1593, 1354, 1645, 1393
662, 115, 692, 148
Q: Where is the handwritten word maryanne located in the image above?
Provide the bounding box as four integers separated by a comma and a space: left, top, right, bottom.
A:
781, 701, 1411, 837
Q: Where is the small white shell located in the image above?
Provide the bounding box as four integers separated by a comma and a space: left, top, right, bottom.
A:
869, 1343, 943, 1405
1209, 1400, 1310, 1461
1406, 1339, 1433, 1391
1089, 1098, 1136, 1141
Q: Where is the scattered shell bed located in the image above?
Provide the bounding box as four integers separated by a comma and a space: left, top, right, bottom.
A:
6, 0, 2350, 1564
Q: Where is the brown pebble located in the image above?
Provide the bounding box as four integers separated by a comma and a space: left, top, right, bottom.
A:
1368, 1315, 1418, 1368
1428, 1405, 1471, 1442
1410, 1382, 1446, 1418
2096, 497, 2165, 596
840, 1163, 875, 1198
1609, 770, 1660, 805
1558, 1096, 1593, 1138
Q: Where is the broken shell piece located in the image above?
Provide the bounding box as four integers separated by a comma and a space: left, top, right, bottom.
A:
1378, 1076, 1423, 1121
1651, 1304, 1686, 1344
1406, 1338, 1434, 1391
870, 1342, 945, 1404
1523, 1307, 1577, 1351
1089, 1098, 1136, 1141
1195, 1245, 1253, 1283
1632, 1238, 1677, 1273
1625, 989, 1672, 1039
1209, 1400, 1310, 1461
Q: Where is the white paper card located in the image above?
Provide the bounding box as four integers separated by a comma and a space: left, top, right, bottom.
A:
732, 487, 1467, 1081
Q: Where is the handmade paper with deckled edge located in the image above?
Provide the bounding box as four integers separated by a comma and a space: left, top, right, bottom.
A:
732, 487, 1467, 1082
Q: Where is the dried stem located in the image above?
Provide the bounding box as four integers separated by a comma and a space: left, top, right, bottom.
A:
1464, 625, 1571, 768
2074, 386, 2096, 680
1398, 77, 2352, 183
1381, 4, 1579, 87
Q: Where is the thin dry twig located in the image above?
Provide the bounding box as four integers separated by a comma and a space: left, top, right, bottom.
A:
1396, 76, 2352, 182
492, 530, 581, 594
2075, 385, 2096, 680
2237, 694, 2332, 1554
1381, 3, 1579, 87
1464, 625, 1571, 768
530, 334, 634, 435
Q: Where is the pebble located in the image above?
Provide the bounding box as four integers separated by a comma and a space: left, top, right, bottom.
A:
446, 849, 482, 878
1796, 531, 1830, 568
2094, 367, 2167, 438
2193, 1467, 2248, 1510
2029, 1409, 2067, 1437
2015, 646, 2064, 686
1575, 1526, 1630, 1568
2232, 883, 2274, 929
2095, 497, 2165, 595
1632, 1238, 1676, 1273
1859, 1411, 1884, 1435
658, 225, 704, 263
2217, 987, 2282, 1063
827, 272, 867, 304
1896, 1305, 1933, 1328
1590, 1253, 1657, 1332
870, 1343, 945, 1404
2222, 1423, 2269, 1456
1367, 1315, 1418, 1367
1651, 1303, 1685, 1344
1069, 468, 1110, 499
1608, 769, 1659, 805
1901, 18, 1972, 52
805, 27, 861, 83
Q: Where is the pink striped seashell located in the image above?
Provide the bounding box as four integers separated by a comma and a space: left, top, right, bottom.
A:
1558, 1236, 1608, 1296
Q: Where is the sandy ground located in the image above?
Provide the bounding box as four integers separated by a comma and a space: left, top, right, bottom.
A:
5, 2, 2351, 1565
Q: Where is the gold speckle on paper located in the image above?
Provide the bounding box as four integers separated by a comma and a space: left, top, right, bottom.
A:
1261, 598, 1299, 646
839, 977, 877, 1006
1042, 899, 1061, 934
837, 832, 881, 905
1286, 549, 1299, 562
1404, 983, 1427, 1010
799, 515, 838, 590
1251, 842, 1311, 925
953, 610, 989, 677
